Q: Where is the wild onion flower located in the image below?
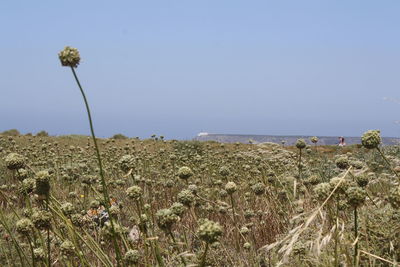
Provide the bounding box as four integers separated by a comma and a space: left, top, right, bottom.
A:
251, 182, 265, 195
5, 153, 25, 170
156, 208, 179, 231
31, 210, 52, 230
58, 46, 80, 68
16, 218, 34, 236
335, 156, 349, 169
124, 249, 140, 265
295, 139, 307, 150
177, 189, 195, 206
197, 218, 223, 244
361, 130, 381, 149
35, 170, 51, 197
126, 186, 142, 200
177, 166, 193, 180
225, 182, 237, 195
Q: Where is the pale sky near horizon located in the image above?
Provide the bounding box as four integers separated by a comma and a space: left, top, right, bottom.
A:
1, 1, 400, 139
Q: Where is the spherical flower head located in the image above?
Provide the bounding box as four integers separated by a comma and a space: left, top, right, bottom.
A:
177, 189, 195, 206
296, 139, 307, 149
19, 178, 35, 195
335, 156, 349, 169
35, 170, 51, 197
177, 166, 193, 180
313, 182, 331, 201
225, 181, 237, 194
118, 155, 135, 173
346, 186, 366, 207
188, 184, 198, 194
240, 226, 250, 235
31, 210, 52, 230
170, 202, 186, 217
5, 153, 25, 170
58, 46, 80, 68
16, 168, 29, 181
251, 182, 265, 195
16, 218, 34, 236
126, 186, 142, 200
310, 136, 318, 144
219, 166, 230, 177
361, 130, 381, 149
60, 240, 75, 257
388, 186, 400, 209
329, 177, 350, 194
156, 208, 179, 231
197, 218, 223, 244
355, 174, 369, 188
124, 249, 140, 265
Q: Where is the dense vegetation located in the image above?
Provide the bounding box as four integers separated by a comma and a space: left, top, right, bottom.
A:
0, 134, 400, 266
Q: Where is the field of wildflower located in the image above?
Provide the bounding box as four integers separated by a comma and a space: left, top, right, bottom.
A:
0, 47, 399, 266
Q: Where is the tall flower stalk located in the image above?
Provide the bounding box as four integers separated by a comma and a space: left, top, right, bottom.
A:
58, 46, 122, 266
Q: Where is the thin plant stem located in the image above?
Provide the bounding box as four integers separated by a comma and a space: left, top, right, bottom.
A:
200, 243, 209, 267
354, 206, 359, 267
69, 67, 122, 266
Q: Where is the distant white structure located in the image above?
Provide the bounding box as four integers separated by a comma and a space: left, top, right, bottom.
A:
197, 132, 209, 137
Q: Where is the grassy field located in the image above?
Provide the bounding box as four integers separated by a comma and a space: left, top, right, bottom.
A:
0, 134, 399, 266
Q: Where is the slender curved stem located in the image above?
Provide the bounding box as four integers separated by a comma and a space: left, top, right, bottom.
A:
70, 67, 122, 266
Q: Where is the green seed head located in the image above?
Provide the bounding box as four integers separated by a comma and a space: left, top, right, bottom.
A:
346, 186, 366, 207
177, 166, 193, 180
31, 209, 52, 230
156, 208, 179, 231
361, 130, 381, 149
126, 186, 142, 200
170, 202, 186, 217
296, 139, 307, 150
197, 218, 223, 244
16, 218, 34, 236
5, 153, 25, 170
251, 182, 265, 195
177, 189, 195, 206
58, 46, 80, 68
124, 249, 140, 265
35, 170, 50, 197
310, 136, 318, 144
225, 182, 237, 194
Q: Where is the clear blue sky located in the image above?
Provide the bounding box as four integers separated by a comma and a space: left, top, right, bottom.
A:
1, 1, 400, 139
